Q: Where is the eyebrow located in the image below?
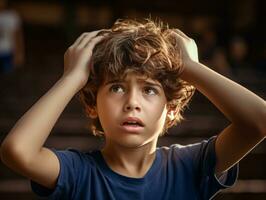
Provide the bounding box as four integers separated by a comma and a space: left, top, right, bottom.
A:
104, 79, 162, 88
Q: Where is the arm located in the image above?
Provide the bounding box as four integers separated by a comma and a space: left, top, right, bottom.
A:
174, 30, 266, 175
0, 31, 105, 189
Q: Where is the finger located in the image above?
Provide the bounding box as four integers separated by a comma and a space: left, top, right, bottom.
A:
75, 30, 106, 48
96, 29, 112, 36
72, 32, 89, 47
173, 29, 190, 40
82, 36, 105, 72
82, 36, 105, 56
80, 32, 110, 48
78, 34, 94, 48
85, 35, 105, 49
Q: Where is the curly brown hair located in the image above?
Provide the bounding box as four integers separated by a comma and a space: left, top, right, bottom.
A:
78, 18, 195, 136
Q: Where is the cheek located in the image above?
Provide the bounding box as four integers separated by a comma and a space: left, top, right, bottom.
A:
145, 106, 168, 136
157, 106, 168, 124
145, 97, 167, 113
144, 100, 168, 122
96, 97, 120, 126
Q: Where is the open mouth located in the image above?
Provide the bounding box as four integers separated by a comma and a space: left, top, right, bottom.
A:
121, 117, 145, 128
122, 121, 144, 127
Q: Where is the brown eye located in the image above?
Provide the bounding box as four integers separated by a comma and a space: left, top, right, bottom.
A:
144, 86, 158, 95
109, 84, 124, 93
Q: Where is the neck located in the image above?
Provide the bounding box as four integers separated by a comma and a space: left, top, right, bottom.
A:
101, 140, 157, 178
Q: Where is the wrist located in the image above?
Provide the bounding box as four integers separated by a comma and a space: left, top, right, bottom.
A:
179, 60, 195, 81
61, 73, 87, 92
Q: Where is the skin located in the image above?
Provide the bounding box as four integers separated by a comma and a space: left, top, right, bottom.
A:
96, 73, 169, 177
0, 28, 265, 191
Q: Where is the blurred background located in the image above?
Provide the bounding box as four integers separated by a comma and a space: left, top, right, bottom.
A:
0, 0, 265, 199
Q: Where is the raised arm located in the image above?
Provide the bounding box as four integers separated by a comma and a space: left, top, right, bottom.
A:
0, 31, 104, 189
174, 29, 266, 174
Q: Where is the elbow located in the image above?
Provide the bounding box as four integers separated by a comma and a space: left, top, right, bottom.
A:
0, 138, 10, 163
252, 113, 266, 139
258, 122, 266, 138
0, 140, 29, 169
1, 141, 13, 167
0, 143, 31, 178
0, 140, 18, 167
245, 106, 266, 138
250, 121, 266, 140
237, 118, 266, 140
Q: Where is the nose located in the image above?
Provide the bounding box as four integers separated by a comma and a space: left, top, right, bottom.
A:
123, 88, 141, 112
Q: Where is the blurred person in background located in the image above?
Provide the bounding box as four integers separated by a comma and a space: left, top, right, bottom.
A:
198, 28, 218, 65
191, 22, 233, 79
210, 47, 233, 79
0, 0, 24, 74
228, 36, 251, 78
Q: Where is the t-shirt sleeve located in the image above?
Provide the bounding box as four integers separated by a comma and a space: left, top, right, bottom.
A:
194, 136, 239, 199
30, 148, 84, 200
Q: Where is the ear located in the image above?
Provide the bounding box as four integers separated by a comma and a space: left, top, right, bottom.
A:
167, 109, 175, 121
86, 106, 98, 119
166, 103, 177, 121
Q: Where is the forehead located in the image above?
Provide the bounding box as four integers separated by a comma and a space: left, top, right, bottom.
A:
104, 71, 160, 84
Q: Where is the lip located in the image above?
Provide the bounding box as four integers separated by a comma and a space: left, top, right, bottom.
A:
121, 117, 145, 127
120, 117, 145, 133
120, 124, 144, 133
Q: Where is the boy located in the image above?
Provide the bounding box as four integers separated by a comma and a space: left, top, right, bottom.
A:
1, 19, 265, 200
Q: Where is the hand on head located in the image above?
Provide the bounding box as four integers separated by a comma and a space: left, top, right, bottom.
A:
63, 30, 109, 90
171, 29, 199, 65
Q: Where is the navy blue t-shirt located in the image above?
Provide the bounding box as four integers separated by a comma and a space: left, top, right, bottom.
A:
31, 136, 238, 200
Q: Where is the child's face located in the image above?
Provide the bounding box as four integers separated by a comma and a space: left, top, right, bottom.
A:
95, 72, 169, 149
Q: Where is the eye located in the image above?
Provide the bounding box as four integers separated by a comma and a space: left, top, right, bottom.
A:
109, 84, 125, 93
144, 86, 158, 95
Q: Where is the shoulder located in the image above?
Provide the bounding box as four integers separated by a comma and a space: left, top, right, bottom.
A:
158, 136, 217, 159
157, 136, 217, 169
52, 148, 98, 163
31, 148, 101, 198
50, 148, 101, 173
